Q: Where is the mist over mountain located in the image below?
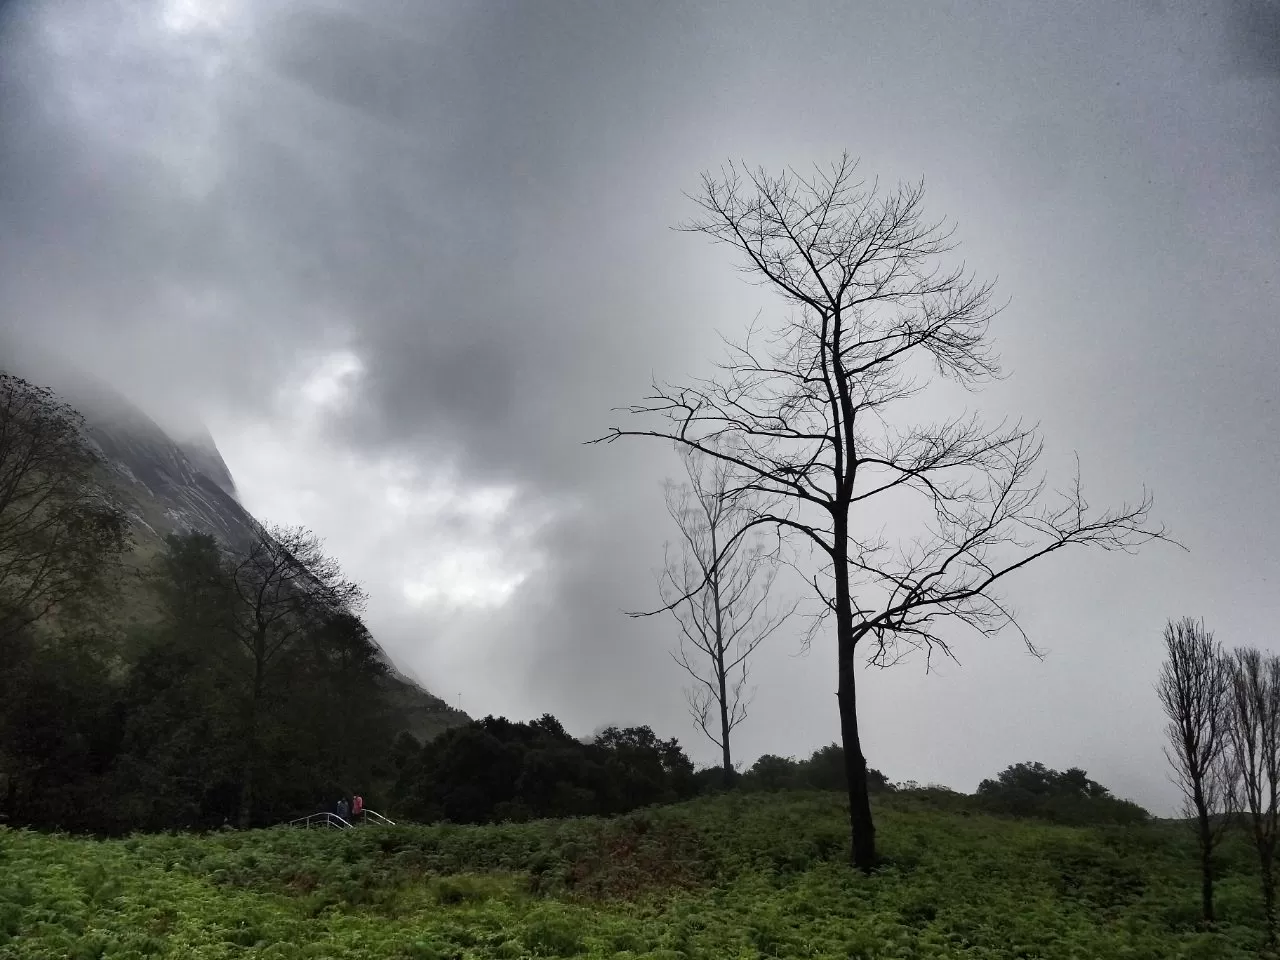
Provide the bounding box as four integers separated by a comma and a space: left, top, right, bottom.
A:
0, 340, 468, 741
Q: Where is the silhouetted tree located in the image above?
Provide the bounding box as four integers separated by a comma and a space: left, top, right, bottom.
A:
228, 521, 366, 827
802, 743, 890, 793
0, 373, 129, 642
745, 754, 799, 791
1157, 616, 1236, 924
976, 761, 1148, 825
1225, 647, 1280, 943
393, 715, 697, 824
148, 532, 236, 644
270, 609, 396, 821
595, 154, 1168, 870
594, 724, 697, 812
112, 533, 249, 829
660, 444, 795, 786
0, 630, 123, 830
0, 374, 130, 824
740, 746, 888, 794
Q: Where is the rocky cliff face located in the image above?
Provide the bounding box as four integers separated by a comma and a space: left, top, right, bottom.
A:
85, 400, 258, 551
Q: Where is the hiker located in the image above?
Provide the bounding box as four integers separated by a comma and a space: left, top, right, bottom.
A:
352, 794, 364, 821
336, 797, 349, 821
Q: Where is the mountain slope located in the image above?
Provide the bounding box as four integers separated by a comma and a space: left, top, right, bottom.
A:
2, 349, 469, 742
92, 398, 470, 742
86, 399, 258, 553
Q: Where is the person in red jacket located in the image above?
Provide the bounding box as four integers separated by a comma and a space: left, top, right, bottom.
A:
352, 794, 363, 821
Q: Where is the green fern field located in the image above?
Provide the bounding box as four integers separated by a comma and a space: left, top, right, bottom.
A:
0, 791, 1268, 959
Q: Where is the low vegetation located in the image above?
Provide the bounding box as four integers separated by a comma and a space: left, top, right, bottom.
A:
1, 789, 1270, 959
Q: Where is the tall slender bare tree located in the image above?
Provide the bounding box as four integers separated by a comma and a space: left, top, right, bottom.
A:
1157, 617, 1236, 924
1226, 647, 1280, 943
660, 444, 795, 786
228, 520, 366, 827
594, 154, 1169, 870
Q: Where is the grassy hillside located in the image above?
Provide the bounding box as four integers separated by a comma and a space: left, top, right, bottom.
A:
0, 791, 1268, 958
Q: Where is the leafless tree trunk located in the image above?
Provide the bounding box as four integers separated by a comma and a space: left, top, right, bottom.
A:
594, 154, 1170, 871
660, 444, 795, 786
1226, 647, 1280, 943
1156, 617, 1236, 925
229, 520, 366, 827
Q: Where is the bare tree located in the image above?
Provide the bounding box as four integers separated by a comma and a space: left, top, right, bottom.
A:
660, 444, 795, 786
593, 155, 1169, 871
1226, 647, 1280, 943
228, 520, 366, 827
1157, 617, 1236, 925
0, 373, 130, 642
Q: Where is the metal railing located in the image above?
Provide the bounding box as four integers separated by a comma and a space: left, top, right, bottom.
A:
285, 808, 397, 829
287, 811, 353, 829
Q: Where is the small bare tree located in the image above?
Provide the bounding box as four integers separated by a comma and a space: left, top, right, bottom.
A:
594, 154, 1169, 871
1226, 647, 1280, 942
660, 445, 795, 786
0, 373, 130, 642
228, 520, 366, 827
1157, 617, 1236, 925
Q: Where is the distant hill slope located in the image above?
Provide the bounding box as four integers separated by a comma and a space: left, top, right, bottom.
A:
1, 349, 469, 743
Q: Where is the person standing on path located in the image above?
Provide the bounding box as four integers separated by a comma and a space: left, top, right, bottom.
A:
352, 794, 363, 821
336, 797, 349, 821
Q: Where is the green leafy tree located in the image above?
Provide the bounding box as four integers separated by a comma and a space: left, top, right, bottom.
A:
0, 634, 123, 830
0, 373, 130, 642
269, 610, 397, 821
0, 373, 130, 823
976, 761, 1148, 825
801, 743, 890, 793
111, 533, 243, 828
394, 715, 698, 824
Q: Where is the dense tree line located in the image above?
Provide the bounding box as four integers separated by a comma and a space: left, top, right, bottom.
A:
728, 745, 891, 795
0, 526, 402, 832
393, 715, 698, 824
386, 707, 1148, 830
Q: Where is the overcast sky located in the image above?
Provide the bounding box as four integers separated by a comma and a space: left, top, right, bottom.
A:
2, 0, 1278, 813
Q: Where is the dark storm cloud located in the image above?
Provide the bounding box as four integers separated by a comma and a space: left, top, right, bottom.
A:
240, 0, 711, 485
1226, 0, 1280, 77
2, 0, 1280, 809
2, 0, 697, 480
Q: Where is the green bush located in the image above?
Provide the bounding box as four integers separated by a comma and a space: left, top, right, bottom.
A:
976, 761, 1151, 826
521, 906, 587, 956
